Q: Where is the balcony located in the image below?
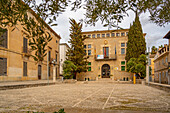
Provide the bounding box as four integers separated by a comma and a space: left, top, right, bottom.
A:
95, 54, 117, 61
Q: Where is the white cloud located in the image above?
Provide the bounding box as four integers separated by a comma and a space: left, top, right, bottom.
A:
52, 7, 170, 48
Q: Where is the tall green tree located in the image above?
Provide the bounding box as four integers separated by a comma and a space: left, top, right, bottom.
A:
125, 14, 146, 62
66, 19, 88, 79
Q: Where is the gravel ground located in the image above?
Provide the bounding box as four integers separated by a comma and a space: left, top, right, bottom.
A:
0, 82, 169, 113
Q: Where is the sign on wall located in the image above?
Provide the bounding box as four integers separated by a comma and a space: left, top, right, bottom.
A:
97, 55, 104, 59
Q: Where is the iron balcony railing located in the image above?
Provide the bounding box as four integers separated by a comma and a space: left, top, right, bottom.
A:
95, 54, 117, 61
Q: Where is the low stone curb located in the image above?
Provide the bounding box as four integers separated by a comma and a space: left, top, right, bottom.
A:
146, 82, 170, 93
0, 82, 56, 90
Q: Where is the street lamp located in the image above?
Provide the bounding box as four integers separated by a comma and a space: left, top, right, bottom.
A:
51, 59, 57, 82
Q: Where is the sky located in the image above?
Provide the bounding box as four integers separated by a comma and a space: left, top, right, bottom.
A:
52, 4, 170, 51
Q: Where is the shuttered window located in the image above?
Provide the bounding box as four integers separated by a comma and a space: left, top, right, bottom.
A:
23, 38, 28, 53
48, 66, 51, 76
56, 52, 57, 61
0, 28, 8, 48
0, 58, 7, 76
48, 51, 51, 61
23, 62, 27, 76
121, 66, 125, 71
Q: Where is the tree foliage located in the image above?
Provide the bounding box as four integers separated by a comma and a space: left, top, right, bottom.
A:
127, 54, 147, 78
151, 46, 157, 54
159, 45, 163, 48
71, 0, 170, 27
63, 60, 77, 79
0, 0, 66, 62
66, 19, 88, 79
125, 14, 146, 62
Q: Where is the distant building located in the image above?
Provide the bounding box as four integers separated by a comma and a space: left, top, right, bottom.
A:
154, 31, 170, 84
149, 54, 156, 81
77, 29, 146, 81
0, 9, 61, 81
59, 43, 70, 76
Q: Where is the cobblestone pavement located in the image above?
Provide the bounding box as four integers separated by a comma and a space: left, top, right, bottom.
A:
0, 82, 169, 113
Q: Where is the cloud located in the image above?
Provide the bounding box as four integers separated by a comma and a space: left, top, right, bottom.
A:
51, 6, 170, 48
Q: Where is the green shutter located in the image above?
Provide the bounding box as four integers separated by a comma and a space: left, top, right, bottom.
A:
88, 62, 91, 65
88, 67, 91, 71
121, 66, 125, 71
121, 61, 125, 65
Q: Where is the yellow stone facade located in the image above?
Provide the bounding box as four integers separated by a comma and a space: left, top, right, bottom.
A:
154, 44, 170, 84
0, 11, 60, 81
77, 29, 133, 81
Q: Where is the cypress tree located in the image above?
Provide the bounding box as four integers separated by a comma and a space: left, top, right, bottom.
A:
125, 14, 146, 62
66, 19, 88, 79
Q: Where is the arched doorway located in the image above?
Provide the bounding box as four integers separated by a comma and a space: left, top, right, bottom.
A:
101, 64, 110, 78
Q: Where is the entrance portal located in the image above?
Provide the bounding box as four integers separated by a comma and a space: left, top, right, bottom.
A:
101, 64, 110, 78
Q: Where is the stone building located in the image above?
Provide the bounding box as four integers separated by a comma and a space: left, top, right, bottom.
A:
149, 54, 156, 81
59, 43, 70, 76
77, 29, 140, 81
0, 9, 61, 81
154, 31, 170, 84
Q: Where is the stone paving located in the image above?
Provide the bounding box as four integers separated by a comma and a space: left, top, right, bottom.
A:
0, 82, 170, 113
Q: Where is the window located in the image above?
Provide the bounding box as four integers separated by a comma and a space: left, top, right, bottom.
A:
88, 62, 91, 65
88, 67, 91, 71
23, 62, 27, 76
121, 61, 125, 65
166, 71, 168, 77
166, 57, 168, 63
126, 32, 128, 36
38, 65, 41, 79
116, 33, 120, 36
83, 35, 86, 37
149, 59, 151, 65
88, 44, 91, 48
84, 45, 86, 48
102, 34, 105, 38
97, 34, 100, 38
111, 33, 115, 37
88, 50, 91, 55
121, 48, 125, 54
23, 38, 28, 53
162, 59, 164, 64
121, 66, 125, 71
84, 50, 86, 55
162, 72, 164, 78
103, 47, 109, 58
88, 34, 91, 38
48, 66, 51, 76
121, 43, 125, 47
48, 51, 51, 61
92, 34, 95, 38
0, 58, 7, 76
0, 28, 8, 48
106, 33, 110, 37
56, 52, 57, 61
121, 32, 125, 36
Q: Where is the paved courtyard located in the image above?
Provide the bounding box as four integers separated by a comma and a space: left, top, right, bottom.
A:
0, 82, 170, 113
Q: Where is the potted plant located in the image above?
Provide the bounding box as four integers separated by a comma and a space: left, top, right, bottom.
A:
109, 74, 114, 80
98, 75, 101, 78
